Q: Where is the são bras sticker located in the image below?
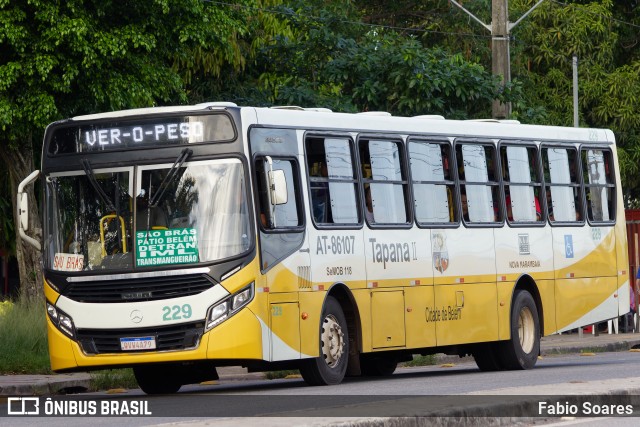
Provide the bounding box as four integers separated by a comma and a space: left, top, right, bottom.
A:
53, 253, 85, 271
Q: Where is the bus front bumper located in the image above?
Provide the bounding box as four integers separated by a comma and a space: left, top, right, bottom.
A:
48, 307, 264, 372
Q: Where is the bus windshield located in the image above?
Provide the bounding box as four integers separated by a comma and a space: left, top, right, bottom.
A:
45, 159, 251, 272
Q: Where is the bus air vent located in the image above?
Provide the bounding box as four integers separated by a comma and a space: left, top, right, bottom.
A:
63, 274, 216, 303
76, 321, 204, 354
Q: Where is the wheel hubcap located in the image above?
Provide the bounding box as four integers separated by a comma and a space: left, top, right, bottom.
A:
518, 306, 535, 354
321, 314, 345, 368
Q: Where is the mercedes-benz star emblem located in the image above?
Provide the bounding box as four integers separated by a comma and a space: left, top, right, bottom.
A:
130, 310, 143, 324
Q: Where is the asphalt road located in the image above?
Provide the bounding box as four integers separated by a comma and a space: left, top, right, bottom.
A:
2, 351, 640, 426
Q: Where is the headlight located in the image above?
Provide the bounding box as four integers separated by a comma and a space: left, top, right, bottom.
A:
208, 301, 230, 327
46, 302, 76, 339
46, 303, 58, 321
205, 283, 254, 331
232, 286, 253, 310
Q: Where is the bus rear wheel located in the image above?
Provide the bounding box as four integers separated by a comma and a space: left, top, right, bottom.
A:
472, 343, 503, 371
361, 355, 398, 376
134, 365, 182, 394
300, 296, 349, 385
499, 290, 540, 370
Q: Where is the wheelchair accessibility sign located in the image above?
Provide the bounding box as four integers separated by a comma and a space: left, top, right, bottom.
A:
564, 235, 574, 259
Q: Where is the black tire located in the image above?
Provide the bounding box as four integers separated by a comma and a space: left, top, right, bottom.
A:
134, 365, 182, 394
300, 296, 349, 385
499, 290, 540, 370
472, 343, 503, 372
361, 356, 398, 376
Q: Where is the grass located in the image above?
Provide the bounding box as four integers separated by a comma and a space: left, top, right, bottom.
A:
88, 369, 138, 392
0, 297, 51, 374
401, 354, 437, 367
265, 369, 299, 379
0, 297, 139, 391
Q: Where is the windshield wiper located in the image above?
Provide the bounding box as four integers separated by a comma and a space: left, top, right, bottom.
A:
148, 148, 192, 208
81, 158, 123, 253
81, 158, 116, 212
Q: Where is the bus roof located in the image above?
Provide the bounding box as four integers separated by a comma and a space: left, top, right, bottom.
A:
70, 102, 615, 145
71, 102, 238, 121
249, 106, 615, 145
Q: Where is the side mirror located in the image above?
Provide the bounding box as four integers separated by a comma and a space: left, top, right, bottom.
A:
16, 170, 41, 250
268, 169, 288, 205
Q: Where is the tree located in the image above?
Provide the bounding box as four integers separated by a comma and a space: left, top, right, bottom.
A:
0, 0, 274, 300
348, 1, 640, 201
238, 0, 518, 117
512, 0, 640, 202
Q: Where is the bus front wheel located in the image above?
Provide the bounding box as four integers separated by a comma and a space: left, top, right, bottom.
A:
134, 365, 182, 394
500, 290, 540, 370
300, 296, 349, 385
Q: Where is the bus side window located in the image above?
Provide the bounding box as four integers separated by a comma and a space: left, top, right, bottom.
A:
543, 147, 582, 223
502, 145, 543, 224
409, 140, 456, 225
359, 138, 409, 225
305, 137, 359, 226
456, 143, 500, 224
582, 149, 615, 222
255, 157, 302, 230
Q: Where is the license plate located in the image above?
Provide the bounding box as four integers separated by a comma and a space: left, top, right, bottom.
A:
120, 336, 156, 351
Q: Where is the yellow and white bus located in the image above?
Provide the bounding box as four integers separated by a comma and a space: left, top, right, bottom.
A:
18, 103, 630, 393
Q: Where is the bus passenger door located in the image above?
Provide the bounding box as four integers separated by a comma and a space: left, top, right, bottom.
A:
251, 128, 309, 362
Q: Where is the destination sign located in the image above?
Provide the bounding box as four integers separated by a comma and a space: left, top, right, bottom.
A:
48, 114, 235, 155
84, 121, 205, 147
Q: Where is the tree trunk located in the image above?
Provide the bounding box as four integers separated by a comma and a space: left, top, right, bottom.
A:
0, 140, 43, 302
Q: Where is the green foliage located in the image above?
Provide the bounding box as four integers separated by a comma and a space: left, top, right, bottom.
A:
521, 0, 616, 68
330, 32, 518, 118
89, 369, 138, 392
401, 354, 437, 367
0, 297, 50, 374
0, 0, 280, 296
0, 0, 268, 145
513, 0, 640, 201
348, 0, 640, 201
246, 1, 519, 117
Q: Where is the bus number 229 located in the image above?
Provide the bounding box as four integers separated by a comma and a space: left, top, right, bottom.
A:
162, 304, 192, 321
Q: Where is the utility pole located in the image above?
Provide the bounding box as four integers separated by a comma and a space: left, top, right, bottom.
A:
492, 0, 510, 119
573, 55, 579, 127
450, 0, 546, 119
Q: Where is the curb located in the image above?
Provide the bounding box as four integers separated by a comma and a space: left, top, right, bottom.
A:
0, 373, 91, 397
541, 339, 640, 356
